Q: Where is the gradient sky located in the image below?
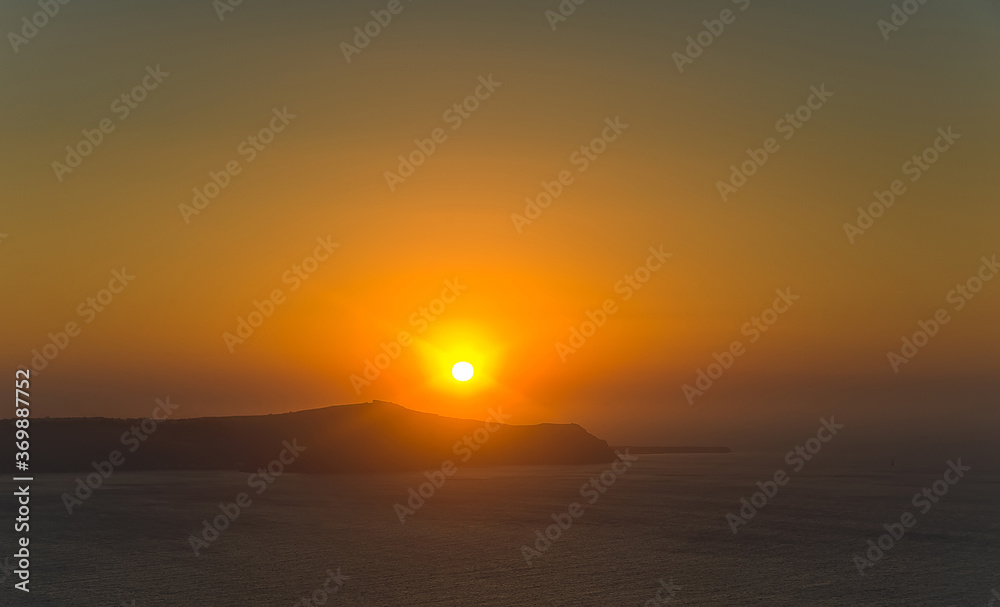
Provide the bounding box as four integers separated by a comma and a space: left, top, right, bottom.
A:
3, 0, 998, 448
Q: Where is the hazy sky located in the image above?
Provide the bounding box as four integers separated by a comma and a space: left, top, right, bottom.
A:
3, 0, 998, 447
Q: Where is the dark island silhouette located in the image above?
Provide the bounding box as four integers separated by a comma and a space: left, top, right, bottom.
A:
6, 401, 620, 473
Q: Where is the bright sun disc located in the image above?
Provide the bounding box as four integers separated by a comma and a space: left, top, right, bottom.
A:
452, 362, 474, 381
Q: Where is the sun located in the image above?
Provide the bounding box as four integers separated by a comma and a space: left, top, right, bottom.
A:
451, 361, 474, 382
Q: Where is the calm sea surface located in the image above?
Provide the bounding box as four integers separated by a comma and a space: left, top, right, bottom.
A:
2, 454, 998, 606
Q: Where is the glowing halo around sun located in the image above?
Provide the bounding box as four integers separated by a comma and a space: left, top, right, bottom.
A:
451, 361, 474, 382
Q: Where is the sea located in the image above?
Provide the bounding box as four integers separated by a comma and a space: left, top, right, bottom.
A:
1, 453, 997, 606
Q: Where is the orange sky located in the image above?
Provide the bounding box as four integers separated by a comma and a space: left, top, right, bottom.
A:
2, 0, 998, 446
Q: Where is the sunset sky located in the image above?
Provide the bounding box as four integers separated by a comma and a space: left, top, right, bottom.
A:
3, 0, 998, 448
